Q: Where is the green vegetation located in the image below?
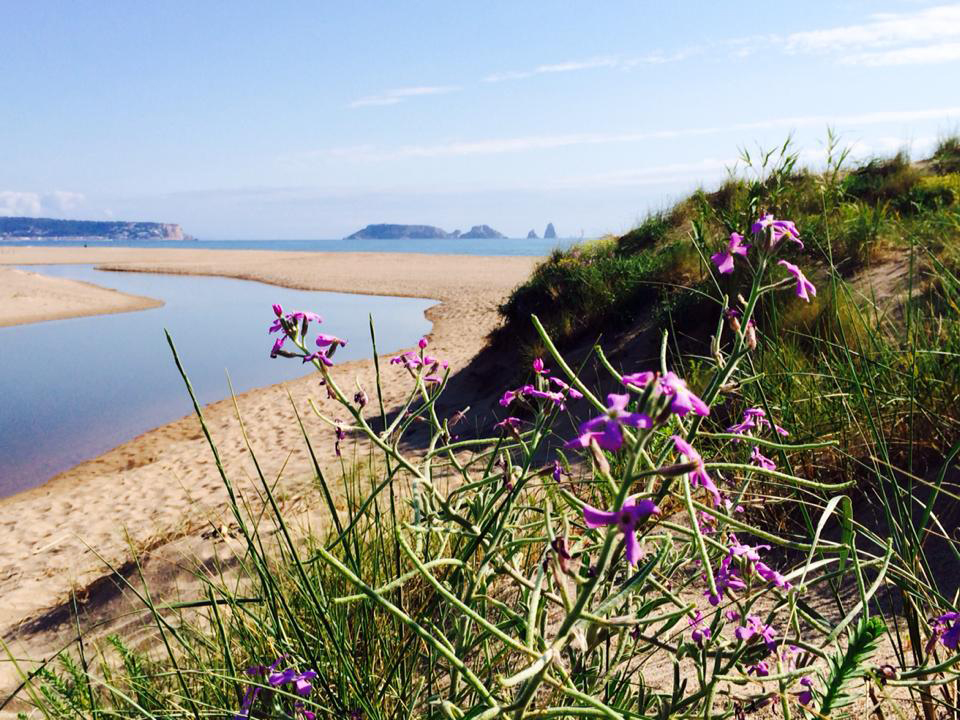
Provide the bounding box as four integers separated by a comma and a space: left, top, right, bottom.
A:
7, 137, 960, 719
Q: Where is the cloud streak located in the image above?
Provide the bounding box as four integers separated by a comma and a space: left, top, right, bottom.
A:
323, 106, 960, 161
483, 50, 701, 82
349, 85, 459, 108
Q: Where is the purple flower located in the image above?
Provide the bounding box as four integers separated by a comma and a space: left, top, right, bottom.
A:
418, 337, 428, 349
747, 661, 771, 677
582, 498, 660, 565
689, 610, 712, 646
751, 446, 776, 471
499, 389, 517, 407
711, 232, 750, 275
390, 351, 421, 369
268, 667, 318, 696
930, 611, 960, 650
270, 335, 287, 358
729, 537, 793, 592
707, 559, 746, 605
532, 357, 549, 374
302, 350, 333, 366
660, 372, 710, 417
622, 371, 656, 389
752, 214, 802, 248
778, 260, 816, 302
522, 384, 567, 409
494, 416, 522, 432
551, 460, 569, 483
315, 333, 346, 349
548, 375, 583, 399
735, 614, 778, 650
728, 407, 789, 439
671, 436, 722, 507
797, 676, 815, 706
566, 393, 652, 451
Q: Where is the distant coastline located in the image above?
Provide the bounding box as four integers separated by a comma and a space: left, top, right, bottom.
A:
0, 216, 192, 242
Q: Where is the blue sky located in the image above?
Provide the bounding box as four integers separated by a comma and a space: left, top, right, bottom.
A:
1, 2, 959, 239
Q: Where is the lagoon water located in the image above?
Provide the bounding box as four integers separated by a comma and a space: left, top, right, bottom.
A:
0, 265, 434, 497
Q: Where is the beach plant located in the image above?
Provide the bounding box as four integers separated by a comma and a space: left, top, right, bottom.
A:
10, 143, 960, 720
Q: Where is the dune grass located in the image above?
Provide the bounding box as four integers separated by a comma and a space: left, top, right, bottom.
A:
6, 136, 960, 719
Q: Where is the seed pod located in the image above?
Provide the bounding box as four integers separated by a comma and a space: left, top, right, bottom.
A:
589, 438, 610, 476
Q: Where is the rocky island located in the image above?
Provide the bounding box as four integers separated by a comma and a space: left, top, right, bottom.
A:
346, 223, 506, 240
0, 217, 191, 242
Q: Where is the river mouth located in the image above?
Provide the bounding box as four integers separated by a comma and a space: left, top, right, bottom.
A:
0, 265, 435, 497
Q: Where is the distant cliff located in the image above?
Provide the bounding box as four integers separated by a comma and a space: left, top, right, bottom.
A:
460, 224, 507, 239
346, 224, 450, 239
346, 223, 506, 239
544, 223, 557, 239
0, 217, 191, 241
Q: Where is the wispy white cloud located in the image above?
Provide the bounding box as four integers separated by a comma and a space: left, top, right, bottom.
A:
0, 190, 86, 217
841, 41, 960, 66
322, 106, 960, 161
348, 85, 459, 108
784, 3, 960, 65
483, 49, 700, 82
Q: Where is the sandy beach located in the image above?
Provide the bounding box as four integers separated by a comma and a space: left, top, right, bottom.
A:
0, 247, 538, 674
0, 265, 163, 326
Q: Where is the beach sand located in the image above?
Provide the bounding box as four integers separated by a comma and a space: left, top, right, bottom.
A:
0, 265, 163, 326
0, 246, 538, 687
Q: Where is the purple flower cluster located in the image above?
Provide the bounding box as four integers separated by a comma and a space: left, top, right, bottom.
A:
727, 406, 788, 472
390, 337, 449, 384
752, 214, 802, 249
930, 611, 960, 651
269, 304, 346, 366
499, 358, 584, 412
735, 614, 777, 650
566, 393, 651, 451
622, 370, 710, 418
235, 657, 318, 720
581, 498, 660, 566
688, 610, 711, 646
709, 215, 817, 302
707, 535, 792, 606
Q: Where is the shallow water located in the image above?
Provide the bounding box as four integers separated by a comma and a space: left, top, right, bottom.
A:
0, 265, 434, 497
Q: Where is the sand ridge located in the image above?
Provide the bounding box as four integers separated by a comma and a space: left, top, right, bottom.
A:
0, 246, 539, 644
0, 265, 163, 327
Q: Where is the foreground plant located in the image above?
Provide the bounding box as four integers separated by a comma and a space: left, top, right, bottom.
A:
15, 187, 960, 718
226, 211, 947, 719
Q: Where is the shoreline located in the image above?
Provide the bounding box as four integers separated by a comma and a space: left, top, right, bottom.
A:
0, 247, 538, 658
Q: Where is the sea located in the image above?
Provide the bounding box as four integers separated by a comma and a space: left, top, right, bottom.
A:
0, 236, 576, 256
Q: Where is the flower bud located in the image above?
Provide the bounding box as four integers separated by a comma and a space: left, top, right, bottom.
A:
656, 461, 699, 477
354, 389, 368, 408
745, 322, 757, 351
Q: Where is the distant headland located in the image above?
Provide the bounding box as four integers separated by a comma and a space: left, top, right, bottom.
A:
345, 223, 559, 240
0, 217, 192, 242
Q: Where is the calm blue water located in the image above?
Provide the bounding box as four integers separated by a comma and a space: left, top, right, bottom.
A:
0, 265, 434, 497
0, 237, 572, 256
